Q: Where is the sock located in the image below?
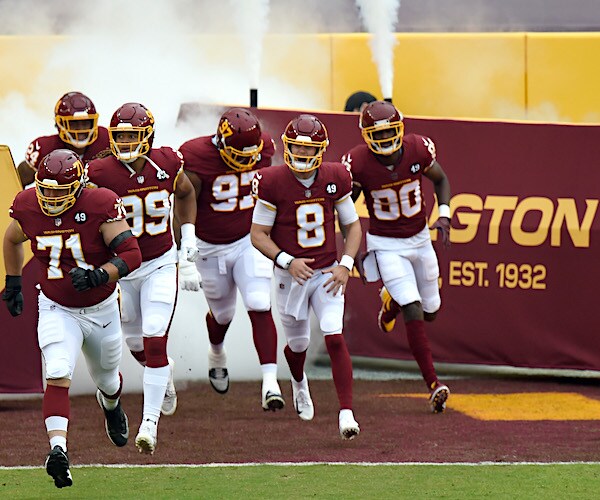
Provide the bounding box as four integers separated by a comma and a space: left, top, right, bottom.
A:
324, 334, 353, 409
142, 365, 170, 422
130, 350, 147, 366
247, 310, 278, 365
284, 345, 307, 383
405, 319, 438, 389
143, 337, 168, 368
206, 311, 230, 346
50, 435, 67, 452
43, 385, 70, 421
99, 372, 123, 410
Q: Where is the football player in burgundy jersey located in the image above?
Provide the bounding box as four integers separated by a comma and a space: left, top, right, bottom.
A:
17, 92, 110, 188
179, 108, 286, 412
251, 114, 363, 440
3, 149, 142, 488
341, 100, 452, 413
86, 102, 198, 455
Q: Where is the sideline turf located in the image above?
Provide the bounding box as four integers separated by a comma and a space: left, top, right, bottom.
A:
1, 464, 599, 499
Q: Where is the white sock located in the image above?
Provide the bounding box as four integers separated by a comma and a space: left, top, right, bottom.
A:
101, 393, 119, 410
142, 365, 170, 422
50, 436, 67, 452
210, 342, 225, 354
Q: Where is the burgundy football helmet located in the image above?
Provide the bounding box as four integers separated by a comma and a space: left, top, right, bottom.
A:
282, 114, 329, 173
216, 108, 264, 171
109, 102, 155, 163
35, 149, 86, 216
54, 91, 99, 148
359, 100, 404, 155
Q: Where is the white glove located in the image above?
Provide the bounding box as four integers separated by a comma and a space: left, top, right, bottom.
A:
180, 223, 199, 262
178, 255, 201, 292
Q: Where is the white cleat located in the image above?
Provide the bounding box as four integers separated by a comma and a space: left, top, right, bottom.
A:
261, 380, 285, 412
339, 409, 360, 440
292, 375, 314, 421
161, 357, 177, 416
135, 418, 158, 455
208, 349, 229, 394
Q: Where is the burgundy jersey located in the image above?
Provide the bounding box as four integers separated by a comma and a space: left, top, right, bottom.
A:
9, 187, 125, 307
253, 162, 353, 269
342, 134, 437, 238
24, 126, 110, 171
86, 147, 183, 261
180, 132, 274, 244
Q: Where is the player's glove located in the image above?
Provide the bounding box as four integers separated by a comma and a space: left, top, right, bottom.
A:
2, 275, 24, 317
431, 217, 451, 248
180, 223, 199, 262
178, 254, 202, 292
69, 267, 109, 292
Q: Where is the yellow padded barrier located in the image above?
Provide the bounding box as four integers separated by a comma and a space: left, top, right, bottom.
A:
527, 33, 600, 123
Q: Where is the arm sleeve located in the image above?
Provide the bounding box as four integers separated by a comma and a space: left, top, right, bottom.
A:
252, 200, 277, 226
335, 194, 359, 226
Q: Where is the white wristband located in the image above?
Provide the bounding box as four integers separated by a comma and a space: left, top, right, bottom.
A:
275, 251, 295, 270
339, 254, 354, 271
181, 223, 196, 241
438, 204, 450, 219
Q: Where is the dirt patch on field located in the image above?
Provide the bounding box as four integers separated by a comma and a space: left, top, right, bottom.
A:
2, 377, 600, 467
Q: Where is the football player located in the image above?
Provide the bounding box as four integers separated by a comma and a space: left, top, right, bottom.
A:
251, 114, 362, 440
179, 108, 285, 412
86, 102, 199, 454
17, 92, 110, 188
341, 100, 452, 413
3, 149, 142, 488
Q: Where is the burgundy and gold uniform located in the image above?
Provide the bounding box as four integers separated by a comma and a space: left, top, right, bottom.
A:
9, 186, 124, 308
342, 133, 437, 238
24, 127, 110, 172
86, 147, 184, 261
179, 132, 274, 244
253, 161, 353, 270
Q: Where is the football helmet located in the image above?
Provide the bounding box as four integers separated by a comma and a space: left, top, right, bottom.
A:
282, 114, 329, 173
35, 149, 85, 216
216, 108, 264, 171
359, 100, 404, 155
109, 102, 155, 163
54, 91, 99, 148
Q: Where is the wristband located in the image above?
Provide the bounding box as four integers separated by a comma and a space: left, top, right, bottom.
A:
181, 223, 196, 241
438, 204, 450, 219
275, 251, 295, 270
339, 254, 354, 272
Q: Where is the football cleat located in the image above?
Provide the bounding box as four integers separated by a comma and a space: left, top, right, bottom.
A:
429, 382, 450, 413
161, 357, 178, 416
292, 375, 314, 421
338, 409, 360, 440
96, 390, 129, 447
262, 380, 285, 412
378, 286, 399, 333
208, 349, 230, 394
135, 418, 158, 455
45, 445, 73, 488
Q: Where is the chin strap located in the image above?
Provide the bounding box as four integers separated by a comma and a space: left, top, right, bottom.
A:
119, 154, 170, 180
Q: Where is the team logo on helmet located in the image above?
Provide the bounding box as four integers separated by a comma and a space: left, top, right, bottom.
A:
216, 108, 264, 172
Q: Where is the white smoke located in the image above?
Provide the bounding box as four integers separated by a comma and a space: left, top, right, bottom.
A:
355, 0, 400, 99
229, 0, 271, 90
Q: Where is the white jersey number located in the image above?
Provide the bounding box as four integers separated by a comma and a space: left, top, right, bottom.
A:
296, 203, 325, 248
211, 172, 254, 212
371, 179, 421, 220
121, 190, 171, 237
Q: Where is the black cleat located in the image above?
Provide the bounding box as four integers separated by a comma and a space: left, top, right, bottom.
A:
45, 446, 72, 488
96, 390, 129, 447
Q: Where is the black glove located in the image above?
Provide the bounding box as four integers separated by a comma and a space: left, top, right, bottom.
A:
2, 275, 24, 317
431, 217, 451, 248
69, 267, 109, 292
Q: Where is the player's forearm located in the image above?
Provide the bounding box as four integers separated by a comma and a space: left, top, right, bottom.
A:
173, 192, 197, 226
341, 219, 362, 259
250, 224, 280, 261
3, 240, 24, 276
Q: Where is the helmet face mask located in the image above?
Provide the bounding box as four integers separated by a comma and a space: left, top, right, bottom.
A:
35, 149, 85, 216
359, 101, 404, 156
282, 114, 329, 173
109, 103, 155, 163
216, 108, 264, 171
54, 92, 99, 148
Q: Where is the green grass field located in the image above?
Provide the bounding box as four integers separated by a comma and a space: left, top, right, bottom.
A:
2, 463, 599, 499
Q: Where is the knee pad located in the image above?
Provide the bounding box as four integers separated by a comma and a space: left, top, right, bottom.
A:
320, 312, 343, 335
212, 307, 235, 326
143, 312, 169, 338
245, 291, 271, 312
45, 355, 72, 380
95, 371, 121, 397
288, 337, 310, 353
123, 328, 144, 352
